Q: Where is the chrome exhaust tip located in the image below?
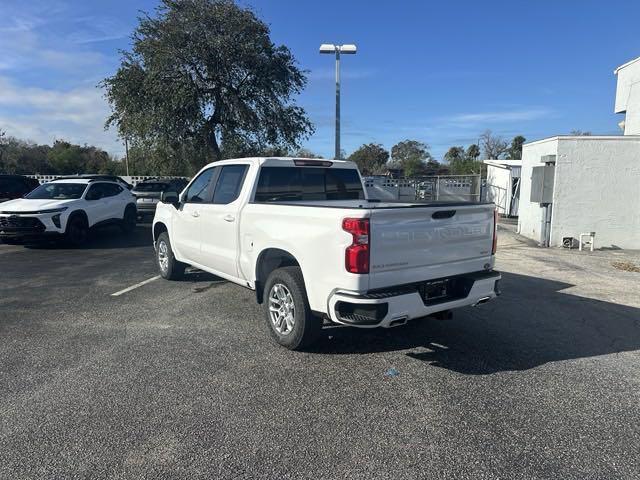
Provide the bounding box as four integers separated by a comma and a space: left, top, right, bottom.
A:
472, 296, 491, 307
388, 316, 408, 327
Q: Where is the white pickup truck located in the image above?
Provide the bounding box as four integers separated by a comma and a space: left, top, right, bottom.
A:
152, 157, 500, 349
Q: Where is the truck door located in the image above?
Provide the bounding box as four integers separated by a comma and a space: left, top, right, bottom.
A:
197, 164, 249, 279
172, 167, 217, 262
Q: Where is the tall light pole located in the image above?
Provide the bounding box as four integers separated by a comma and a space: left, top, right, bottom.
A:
319, 43, 357, 159
124, 136, 130, 176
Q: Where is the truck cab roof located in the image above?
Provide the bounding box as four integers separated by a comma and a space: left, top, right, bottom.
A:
201, 157, 358, 170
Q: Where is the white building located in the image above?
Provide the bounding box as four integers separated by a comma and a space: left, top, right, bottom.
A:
517, 55, 640, 250
614, 56, 640, 135
518, 136, 640, 249
483, 160, 521, 217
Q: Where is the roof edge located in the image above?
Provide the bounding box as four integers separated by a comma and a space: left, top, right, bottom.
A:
524, 135, 640, 147
614, 56, 640, 74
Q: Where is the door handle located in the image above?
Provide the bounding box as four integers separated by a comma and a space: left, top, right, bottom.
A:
223, 214, 235, 222
191, 211, 200, 218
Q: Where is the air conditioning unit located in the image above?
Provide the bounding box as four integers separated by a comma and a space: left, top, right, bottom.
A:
540, 154, 556, 164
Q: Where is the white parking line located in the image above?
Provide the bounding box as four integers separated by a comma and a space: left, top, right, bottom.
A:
111, 275, 161, 297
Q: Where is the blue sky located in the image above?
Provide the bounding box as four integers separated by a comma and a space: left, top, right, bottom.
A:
1, 0, 639, 160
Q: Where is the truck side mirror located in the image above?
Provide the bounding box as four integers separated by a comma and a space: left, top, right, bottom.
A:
160, 191, 180, 208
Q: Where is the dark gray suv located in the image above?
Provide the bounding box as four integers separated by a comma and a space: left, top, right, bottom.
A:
131, 178, 189, 219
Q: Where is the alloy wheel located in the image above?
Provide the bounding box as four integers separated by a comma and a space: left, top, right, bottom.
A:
268, 283, 296, 335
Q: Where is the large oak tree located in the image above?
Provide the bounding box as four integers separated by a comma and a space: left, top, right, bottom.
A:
102, 0, 313, 169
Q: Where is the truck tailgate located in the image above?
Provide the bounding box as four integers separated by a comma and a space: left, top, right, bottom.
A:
368, 204, 494, 289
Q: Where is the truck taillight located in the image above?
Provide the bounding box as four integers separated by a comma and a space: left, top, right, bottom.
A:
342, 217, 369, 274
492, 209, 498, 255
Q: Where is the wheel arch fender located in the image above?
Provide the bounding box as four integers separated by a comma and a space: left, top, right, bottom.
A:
254, 247, 306, 304
153, 221, 169, 243
65, 209, 88, 230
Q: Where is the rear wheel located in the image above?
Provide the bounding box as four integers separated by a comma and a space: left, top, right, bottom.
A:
65, 215, 88, 247
120, 205, 137, 233
263, 266, 322, 350
156, 232, 185, 280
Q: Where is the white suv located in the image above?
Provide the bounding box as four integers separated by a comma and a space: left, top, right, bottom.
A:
0, 178, 137, 246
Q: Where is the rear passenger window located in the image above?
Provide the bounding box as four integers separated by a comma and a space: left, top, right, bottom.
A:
103, 184, 123, 197
85, 184, 105, 200
213, 165, 248, 204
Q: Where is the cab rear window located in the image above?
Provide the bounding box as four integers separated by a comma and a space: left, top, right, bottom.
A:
255, 167, 364, 202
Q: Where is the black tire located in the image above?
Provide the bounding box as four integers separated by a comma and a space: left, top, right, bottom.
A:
121, 205, 137, 233
1, 238, 21, 245
156, 232, 186, 280
65, 214, 89, 247
263, 266, 322, 350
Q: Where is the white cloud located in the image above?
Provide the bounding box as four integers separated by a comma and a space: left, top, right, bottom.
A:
0, 76, 122, 155
445, 108, 554, 126
67, 16, 129, 44
0, 3, 124, 155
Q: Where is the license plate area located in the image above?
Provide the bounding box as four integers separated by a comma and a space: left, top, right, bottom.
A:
419, 280, 449, 303
418, 277, 474, 306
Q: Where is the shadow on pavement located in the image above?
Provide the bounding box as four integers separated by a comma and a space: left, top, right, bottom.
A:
310, 272, 640, 374
183, 269, 225, 285
26, 224, 153, 250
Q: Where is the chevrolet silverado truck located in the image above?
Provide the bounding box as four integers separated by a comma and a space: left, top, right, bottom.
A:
152, 157, 501, 350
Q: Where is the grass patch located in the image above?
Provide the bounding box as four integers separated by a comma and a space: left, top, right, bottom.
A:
612, 261, 640, 273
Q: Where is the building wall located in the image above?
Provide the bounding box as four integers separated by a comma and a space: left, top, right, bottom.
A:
624, 85, 640, 135
518, 138, 558, 243
550, 137, 640, 249
615, 58, 640, 135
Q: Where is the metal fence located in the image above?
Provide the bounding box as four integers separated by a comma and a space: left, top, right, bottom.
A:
364, 175, 482, 203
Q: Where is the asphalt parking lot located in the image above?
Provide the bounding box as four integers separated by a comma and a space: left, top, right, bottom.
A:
1, 223, 639, 479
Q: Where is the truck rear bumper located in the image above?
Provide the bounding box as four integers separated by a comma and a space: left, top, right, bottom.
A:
327, 271, 501, 328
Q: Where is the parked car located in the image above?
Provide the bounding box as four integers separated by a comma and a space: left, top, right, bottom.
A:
0, 178, 136, 246
0, 175, 41, 202
56, 174, 133, 190
132, 178, 189, 218
152, 157, 501, 350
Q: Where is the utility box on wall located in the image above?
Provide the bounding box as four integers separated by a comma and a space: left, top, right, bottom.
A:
530, 165, 555, 204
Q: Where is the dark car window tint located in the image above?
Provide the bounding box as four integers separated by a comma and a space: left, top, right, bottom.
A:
213, 165, 248, 204
135, 183, 169, 192
0, 178, 26, 194
102, 184, 123, 197
85, 184, 105, 200
325, 169, 363, 200
185, 169, 215, 203
254, 167, 364, 202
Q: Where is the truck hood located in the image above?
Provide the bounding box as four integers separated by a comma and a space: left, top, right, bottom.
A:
0, 198, 78, 213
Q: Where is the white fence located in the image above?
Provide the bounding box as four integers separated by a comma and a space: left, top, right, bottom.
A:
26, 175, 189, 186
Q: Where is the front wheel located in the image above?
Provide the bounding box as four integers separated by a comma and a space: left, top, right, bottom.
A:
65, 215, 89, 247
156, 232, 186, 280
263, 266, 322, 350
120, 205, 137, 233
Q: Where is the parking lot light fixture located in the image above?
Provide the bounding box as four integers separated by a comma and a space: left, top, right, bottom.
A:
319, 43, 357, 159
